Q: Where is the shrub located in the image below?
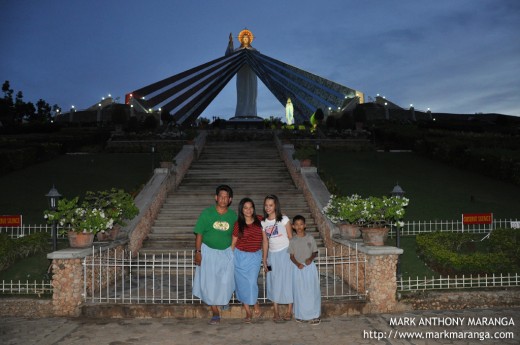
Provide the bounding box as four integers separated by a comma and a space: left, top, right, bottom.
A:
0, 232, 50, 272
416, 230, 519, 275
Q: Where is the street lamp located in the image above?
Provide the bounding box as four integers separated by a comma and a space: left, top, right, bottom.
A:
391, 183, 405, 281
46, 185, 61, 251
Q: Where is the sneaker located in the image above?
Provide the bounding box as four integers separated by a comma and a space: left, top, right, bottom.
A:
295, 318, 306, 323
309, 318, 321, 326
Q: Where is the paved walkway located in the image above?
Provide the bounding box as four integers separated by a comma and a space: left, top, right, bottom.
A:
1, 307, 518, 344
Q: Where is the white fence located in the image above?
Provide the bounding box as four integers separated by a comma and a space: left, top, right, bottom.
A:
83, 246, 366, 304
388, 218, 519, 237
0, 224, 67, 239
3, 219, 518, 239
398, 273, 520, 291
0, 280, 53, 295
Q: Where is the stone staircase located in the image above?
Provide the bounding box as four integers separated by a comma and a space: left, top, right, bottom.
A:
139, 140, 323, 255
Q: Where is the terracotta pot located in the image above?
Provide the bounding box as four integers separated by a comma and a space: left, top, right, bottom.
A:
300, 159, 312, 167
360, 227, 389, 246
68, 231, 95, 248
160, 161, 173, 169
338, 223, 361, 239
109, 225, 121, 240
96, 225, 121, 241
96, 231, 110, 241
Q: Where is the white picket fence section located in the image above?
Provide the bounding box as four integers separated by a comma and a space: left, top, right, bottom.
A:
0, 224, 67, 239
388, 218, 519, 236
398, 273, 520, 291
2, 219, 518, 239
0, 280, 53, 295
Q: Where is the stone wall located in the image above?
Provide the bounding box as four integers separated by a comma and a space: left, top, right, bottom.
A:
402, 290, 520, 310
0, 299, 54, 317
50, 257, 83, 316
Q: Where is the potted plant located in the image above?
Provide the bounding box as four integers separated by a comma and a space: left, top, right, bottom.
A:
293, 144, 316, 167
44, 197, 113, 247
357, 195, 408, 246
323, 194, 409, 245
322, 194, 362, 239
84, 188, 139, 240
44, 189, 138, 247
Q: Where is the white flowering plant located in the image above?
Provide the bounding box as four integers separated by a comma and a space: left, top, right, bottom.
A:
323, 194, 409, 228
44, 189, 137, 234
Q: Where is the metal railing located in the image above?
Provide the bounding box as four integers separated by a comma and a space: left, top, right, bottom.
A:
389, 218, 519, 236
4, 219, 517, 239
83, 246, 366, 304
0, 224, 67, 239
0, 280, 53, 295
398, 273, 520, 291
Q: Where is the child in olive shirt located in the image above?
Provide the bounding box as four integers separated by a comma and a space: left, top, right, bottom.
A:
288, 215, 321, 325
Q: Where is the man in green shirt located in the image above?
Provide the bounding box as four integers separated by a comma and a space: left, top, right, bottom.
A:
193, 185, 237, 325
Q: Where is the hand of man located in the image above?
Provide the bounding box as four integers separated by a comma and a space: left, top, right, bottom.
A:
194, 252, 202, 266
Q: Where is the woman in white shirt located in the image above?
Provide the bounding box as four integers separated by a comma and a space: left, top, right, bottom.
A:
261, 194, 293, 322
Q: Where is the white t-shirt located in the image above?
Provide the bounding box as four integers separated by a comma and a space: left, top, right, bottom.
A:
262, 215, 290, 252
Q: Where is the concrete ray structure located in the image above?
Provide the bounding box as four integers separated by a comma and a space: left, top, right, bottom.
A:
126, 30, 364, 125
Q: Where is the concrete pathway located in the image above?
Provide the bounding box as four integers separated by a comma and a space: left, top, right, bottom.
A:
1, 307, 518, 344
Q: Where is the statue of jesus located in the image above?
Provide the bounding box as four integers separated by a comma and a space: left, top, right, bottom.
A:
234, 29, 258, 117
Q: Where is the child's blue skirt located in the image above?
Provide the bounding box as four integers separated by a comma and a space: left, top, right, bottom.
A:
292, 261, 321, 320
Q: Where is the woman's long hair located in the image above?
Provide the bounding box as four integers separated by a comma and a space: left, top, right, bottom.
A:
237, 197, 261, 237
263, 194, 283, 222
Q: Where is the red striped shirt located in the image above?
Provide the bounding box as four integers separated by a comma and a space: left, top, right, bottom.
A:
233, 216, 263, 252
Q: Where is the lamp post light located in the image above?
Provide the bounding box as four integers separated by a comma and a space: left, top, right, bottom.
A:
390, 183, 406, 281
46, 185, 61, 251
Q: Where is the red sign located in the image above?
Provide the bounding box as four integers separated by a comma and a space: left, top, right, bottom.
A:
0, 215, 22, 227
462, 213, 493, 225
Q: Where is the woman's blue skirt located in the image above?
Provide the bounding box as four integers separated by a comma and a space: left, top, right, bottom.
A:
193, 244, 234, 306
266, 247, 293, 304
234, 248, 262, 305
292, 262, 321, 320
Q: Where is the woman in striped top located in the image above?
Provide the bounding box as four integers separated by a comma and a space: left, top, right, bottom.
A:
231, 197, 264, 323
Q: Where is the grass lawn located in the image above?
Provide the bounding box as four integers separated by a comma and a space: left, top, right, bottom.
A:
0, 153, 155, 224
0, 240, 69, 281
319, 149, 520, 220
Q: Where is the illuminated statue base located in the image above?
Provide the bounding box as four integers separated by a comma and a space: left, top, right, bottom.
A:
227, 115, 264, 129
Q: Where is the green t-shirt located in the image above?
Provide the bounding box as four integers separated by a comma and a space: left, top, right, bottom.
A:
194, 206, 237, 250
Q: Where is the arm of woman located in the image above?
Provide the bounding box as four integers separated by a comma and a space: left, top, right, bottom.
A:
285, 221, 293, 239
262, 230, 269, 272
231, 235, 238, 250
